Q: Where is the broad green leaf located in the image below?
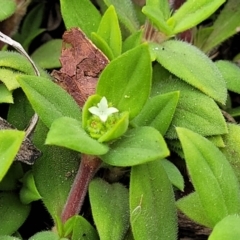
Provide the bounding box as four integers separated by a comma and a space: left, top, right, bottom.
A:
153, 74, 227, 138
31, 39, 62, 69
0, 130, 25, 181
0, 68, 20, 90
97, 5, 122, 58
201, 0, 240, 53
0, 192, 30, 235
130, 159, 177, 239
33, 120, 80, 220
0, 51, 48, 77
100, 127, 169, 166
89, 178, 129, 240
167, 0, 225, 34
63, 215, 98, 240
0, 236, 21, 240
60, 0, 101, 38
19, 171, 42, 204
142, 6, 173, 35
103, 0, 140, 33
215, 60, 240, 94
177, 127, 240, 226
17, 75, 81, 128
29, 231, 61, 240
0, 0, 16, 21
131, 91, 179, 135
209, 215, 240, 240
151, 40, 227, 104
0, 84, 13, 103
161, 159, 184, 191
46, 117, 109, 155
97, 44, 152, 119
146, 0, 170, 20
176, 192, 213, 227
221, 124, 240, 184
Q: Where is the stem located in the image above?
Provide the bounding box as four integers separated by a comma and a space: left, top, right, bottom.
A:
61, 154, 102, 223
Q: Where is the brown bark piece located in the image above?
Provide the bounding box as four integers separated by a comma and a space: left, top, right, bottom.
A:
51, 27, 109, 107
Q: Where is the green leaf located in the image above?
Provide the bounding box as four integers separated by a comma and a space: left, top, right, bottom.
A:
153, 74, 227, 138
89, 178, 129, 240
167, 0, 225, 34
0, 68, 20, 90
215, 60, 240, 94
31, 39, 62, 69
17, 75, 81, 128
29, 231, 61, 240
177, 127, 240, 226
209, 215, 240, 240
46, 117, 109, 155
0, 0, 16, 21
161, 159, 184, 191
103, 0, 140, 33
0, 84, 13, 103
97, 44, 152, 119
176, 192, 213, 227
60, 0, 101, 38
151, 40, 227, 104
130, 159, 177, 239
201, 0, 240, 53
0, 236, 21, 240
146, 0, 170, 20
97, 5, 122, 58
0, 192, 30, 235
122, 30, 143, 53
142, 6, 173, 35
33, 120, 80, 221
0, 130, 25, 181
63, 215, 98, 240
131, 91, 179, 135
19, 170, 42, 204
221, 124, 240, 184
100, 126, 169, 166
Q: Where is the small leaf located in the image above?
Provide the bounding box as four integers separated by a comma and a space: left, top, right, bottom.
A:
89, 178, 129, 240
215, 60, 240, 94
97, 44, 152, 119
167, 0, 225, 34
177, 127, 240, 226
17, 75, 82, 128
31, 39, 62, 69
63, 215, 98, 240
100, 127, 169, 166
19, 170, 42, 204
161, 159, 184, 191
0, 84, 13, 103
103, 0, 140, 33
46, 117, 109, 155
153, 75, 227, 138
176, 192, 213, 227
146, 0, 170, 20
131, 91, 179, 135
0, 0, 16, 21
29, 231, 61, 240
97, 5, 122, 58
201, 0, 240, 53
0, 130, 25, 181
60, 0, 101, 38
151, 40, 227, 104
0, 192, 30, 235
208, 215, 240, 240
130, 159, 177, 239
0, 68, 20, 90
122, 30, 143, 53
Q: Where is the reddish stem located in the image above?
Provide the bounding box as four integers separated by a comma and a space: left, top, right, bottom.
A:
61, 154, 102, 223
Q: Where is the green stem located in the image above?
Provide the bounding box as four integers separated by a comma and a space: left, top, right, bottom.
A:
61, 154, 102, 223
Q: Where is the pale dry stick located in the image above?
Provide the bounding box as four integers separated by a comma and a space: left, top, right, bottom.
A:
0, 32, 39, 138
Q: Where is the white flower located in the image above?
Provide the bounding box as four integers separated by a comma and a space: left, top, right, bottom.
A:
88, 97, 119, 122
